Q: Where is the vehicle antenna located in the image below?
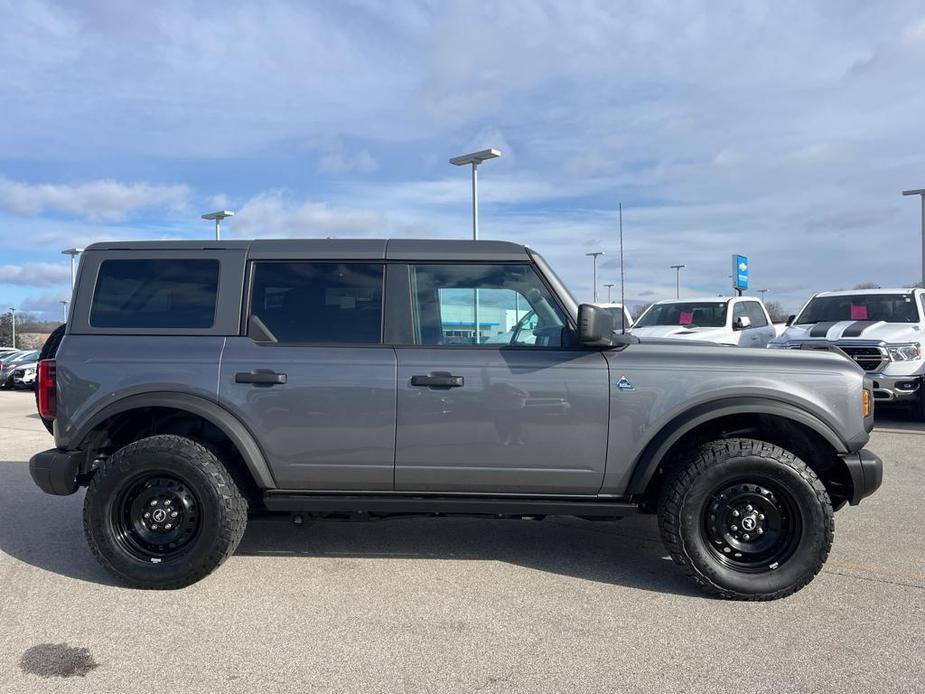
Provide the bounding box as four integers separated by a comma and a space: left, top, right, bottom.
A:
619, 202, 626, 334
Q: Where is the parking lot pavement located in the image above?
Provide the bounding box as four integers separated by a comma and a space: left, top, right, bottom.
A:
0, 392, 923, 694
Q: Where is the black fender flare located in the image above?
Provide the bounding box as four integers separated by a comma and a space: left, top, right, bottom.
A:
625, 397, 848, 496
72, 392, 276, 489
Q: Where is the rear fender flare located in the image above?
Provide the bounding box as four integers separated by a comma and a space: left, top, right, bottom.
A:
626, 397, 848, 496
72, 392, 276, 489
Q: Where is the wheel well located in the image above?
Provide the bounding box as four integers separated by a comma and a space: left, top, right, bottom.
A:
640, 413, 853, 509
81, 407, 261, 505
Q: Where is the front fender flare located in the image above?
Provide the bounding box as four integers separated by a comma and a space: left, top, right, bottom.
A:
71, 392, 276, 489
625, 397, 848, 496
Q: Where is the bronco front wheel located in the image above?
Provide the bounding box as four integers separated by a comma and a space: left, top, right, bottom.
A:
657, 438, 834, 600
83, 435, 248, 589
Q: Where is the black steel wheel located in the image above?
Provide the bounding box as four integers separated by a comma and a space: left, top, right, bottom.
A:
658, 438, 833, 601
84, 435, 247, 589
111, 473, 202, 563
702, 479, 802, 573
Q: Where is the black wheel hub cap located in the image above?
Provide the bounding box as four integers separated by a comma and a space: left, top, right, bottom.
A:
114, 474, 200, 561
703, 480, 801, 572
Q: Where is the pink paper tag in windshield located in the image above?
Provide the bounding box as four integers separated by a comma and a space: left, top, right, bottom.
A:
679, 311, 694, 325
850, 305, 868, 320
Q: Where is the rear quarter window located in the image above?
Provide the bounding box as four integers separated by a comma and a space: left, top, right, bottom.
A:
90, 259, 220, 329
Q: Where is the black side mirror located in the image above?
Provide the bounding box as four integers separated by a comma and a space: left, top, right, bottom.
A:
578, 304, 615, 346
786, 314, 796, 326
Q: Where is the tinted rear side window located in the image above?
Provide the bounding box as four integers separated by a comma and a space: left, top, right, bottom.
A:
90, 259, 219, 329
250, 262, 383, 344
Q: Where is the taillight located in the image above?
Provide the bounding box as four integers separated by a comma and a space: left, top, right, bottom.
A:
38, 359, 56, 420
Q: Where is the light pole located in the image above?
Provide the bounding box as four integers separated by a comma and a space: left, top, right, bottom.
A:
902, 189, 925, 286
604, 283, 615, 303
8, 308, 15, 349
60, 300, 69, 322
586, 252, 605, 302
61, 248, 84, 292
670, 264, 686, 299
450, 148, 501, 344
202, 210, 235, 241
757, 288, 769, 300
449, 149, 501, 241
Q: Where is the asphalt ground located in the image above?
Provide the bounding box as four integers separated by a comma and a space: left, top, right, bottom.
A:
0, 389, 923, 693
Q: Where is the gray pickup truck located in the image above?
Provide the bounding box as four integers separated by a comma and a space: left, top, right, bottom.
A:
29, 239, 882, 599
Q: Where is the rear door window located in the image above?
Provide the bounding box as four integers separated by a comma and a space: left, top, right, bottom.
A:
90, 259, 219, 329
249, 262, 383, 344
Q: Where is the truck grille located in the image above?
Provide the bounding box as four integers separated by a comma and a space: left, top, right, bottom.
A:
839, 346, 886, 372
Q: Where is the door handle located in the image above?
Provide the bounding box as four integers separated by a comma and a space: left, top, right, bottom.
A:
235, 370, 287, 385
410, 372, 464, 389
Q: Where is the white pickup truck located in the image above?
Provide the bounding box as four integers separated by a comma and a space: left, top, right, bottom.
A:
770, 288, 925, 419
630, 296, 777, 347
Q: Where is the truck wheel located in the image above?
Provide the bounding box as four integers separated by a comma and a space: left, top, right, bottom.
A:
83, 435, 248, 589
657, 438, 833, 600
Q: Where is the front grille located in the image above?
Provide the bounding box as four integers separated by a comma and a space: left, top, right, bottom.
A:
839, 345, 886, 372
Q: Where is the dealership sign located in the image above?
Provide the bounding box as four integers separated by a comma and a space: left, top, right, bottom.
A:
732, 254, 749, 291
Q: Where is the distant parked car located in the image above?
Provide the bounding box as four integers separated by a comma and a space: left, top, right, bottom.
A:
770, 287, 925, 419
630, 296, 776, 347
0, 350, 37, 388
12, 362, 37, 389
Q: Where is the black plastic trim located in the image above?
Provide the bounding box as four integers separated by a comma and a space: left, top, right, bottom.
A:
29, 448, 83, 495
68, 392, 277, 488
263, 492, 637, 516
626, 397, 852, 496
840, 448, 884, 505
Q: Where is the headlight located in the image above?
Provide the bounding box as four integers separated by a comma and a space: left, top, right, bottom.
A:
887, 343, 922, 361
24, 369, 34, 376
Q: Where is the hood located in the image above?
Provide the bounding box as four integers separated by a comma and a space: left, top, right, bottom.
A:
776, 320, 923, 344
630, 325, 731, 342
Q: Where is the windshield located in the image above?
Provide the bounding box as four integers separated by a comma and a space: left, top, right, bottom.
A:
634, 301, 728, 328
795, 294, 920, 324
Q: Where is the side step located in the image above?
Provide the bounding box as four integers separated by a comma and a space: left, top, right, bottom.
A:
262, 492, 637, 517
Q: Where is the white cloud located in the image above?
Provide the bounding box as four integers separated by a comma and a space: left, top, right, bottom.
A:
0, 176, 190, 221
0, 262, 71, 287
230, 192, 385, 238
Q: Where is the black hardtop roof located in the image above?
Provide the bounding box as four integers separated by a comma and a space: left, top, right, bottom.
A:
83, 238, 531, 261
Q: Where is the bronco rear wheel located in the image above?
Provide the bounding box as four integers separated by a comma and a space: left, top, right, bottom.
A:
658, 438, 833, 600
83, 435, 248, 589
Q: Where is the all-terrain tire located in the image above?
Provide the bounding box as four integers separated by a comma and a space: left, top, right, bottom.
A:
657, 437, 834, 601
83, 434, 248, 589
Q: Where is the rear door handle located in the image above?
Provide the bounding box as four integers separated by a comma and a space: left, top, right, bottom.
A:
235, 370, 287, 386
410, 372, 464, 389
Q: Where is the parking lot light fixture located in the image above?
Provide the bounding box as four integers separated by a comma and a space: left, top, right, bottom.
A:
60, 300, 69, 323
670, 264, 686, 299
449, 149, 501, 241
757, 288, 769, 299
61, 248, 84, 292
202, 210, 235, 241
902, 189, 925, 287
604, 283, 615, 303
586, 252, 605, 302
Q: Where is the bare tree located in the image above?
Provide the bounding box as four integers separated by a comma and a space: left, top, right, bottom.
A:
852, 282, 880, 290
763, 300, 789, 323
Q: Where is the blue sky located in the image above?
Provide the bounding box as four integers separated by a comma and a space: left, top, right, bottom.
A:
2, 0, 925, 317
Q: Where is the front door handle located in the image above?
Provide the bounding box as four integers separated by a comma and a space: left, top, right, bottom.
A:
235, 370, 287, 386
410, 372, 464, 389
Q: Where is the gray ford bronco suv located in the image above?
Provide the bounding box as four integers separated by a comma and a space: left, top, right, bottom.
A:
30, 239, 882, 599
